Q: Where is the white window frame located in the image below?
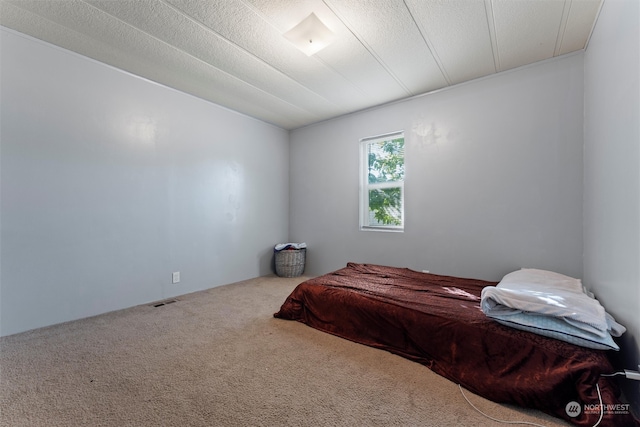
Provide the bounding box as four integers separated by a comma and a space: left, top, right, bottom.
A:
359, 131, 405, 232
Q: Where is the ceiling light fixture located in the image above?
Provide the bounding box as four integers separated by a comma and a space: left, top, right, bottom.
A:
283, 13, 335, 56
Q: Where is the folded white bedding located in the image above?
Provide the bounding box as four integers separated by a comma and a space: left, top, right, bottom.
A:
481, 269, 625, 350
274, 242, 307, 251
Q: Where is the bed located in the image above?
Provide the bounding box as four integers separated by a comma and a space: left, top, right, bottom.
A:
274, 262, 637, 427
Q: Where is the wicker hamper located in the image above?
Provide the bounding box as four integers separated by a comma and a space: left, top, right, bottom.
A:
275, 248, 306, 277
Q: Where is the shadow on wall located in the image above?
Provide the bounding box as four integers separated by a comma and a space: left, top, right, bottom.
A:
257, 245, 277, 276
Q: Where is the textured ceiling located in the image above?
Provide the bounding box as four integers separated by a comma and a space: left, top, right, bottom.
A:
0, 0, 603, 130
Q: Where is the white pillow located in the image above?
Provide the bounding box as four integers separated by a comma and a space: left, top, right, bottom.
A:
482, 268, 626, 350
498, 268, 583, 293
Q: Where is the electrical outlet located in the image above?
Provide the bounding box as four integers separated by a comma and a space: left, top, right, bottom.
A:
172, 271, 180, 284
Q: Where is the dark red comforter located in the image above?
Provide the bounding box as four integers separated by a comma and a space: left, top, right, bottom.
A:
274, 263, 637, 427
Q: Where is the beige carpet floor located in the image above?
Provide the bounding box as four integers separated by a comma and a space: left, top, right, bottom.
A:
0, 275, 570, 426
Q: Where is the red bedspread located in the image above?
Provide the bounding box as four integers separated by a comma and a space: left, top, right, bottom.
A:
274, 263, 637, 427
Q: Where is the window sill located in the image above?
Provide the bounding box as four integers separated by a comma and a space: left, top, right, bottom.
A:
359, 226, 404, 233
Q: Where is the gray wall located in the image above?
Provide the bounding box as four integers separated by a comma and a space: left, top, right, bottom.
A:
584, 0, 640, 376
0, 29, 289, 337
290, 53, 585, 282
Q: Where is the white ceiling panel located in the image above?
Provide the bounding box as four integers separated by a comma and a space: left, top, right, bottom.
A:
406, 0, 497, 85
86, 0, 341, 119
323, 0, 447, 96
557, 0, 602, 55
492, 0, 566, 72
0, 0, 603, 130
312, 26, 413, 104
248, 0, 410, 107
166, 0, 369, 112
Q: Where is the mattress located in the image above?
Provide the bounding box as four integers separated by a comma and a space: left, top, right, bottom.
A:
274, 262, 637, 427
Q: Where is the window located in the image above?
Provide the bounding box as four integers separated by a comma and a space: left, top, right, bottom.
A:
359, 131, 405, 232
